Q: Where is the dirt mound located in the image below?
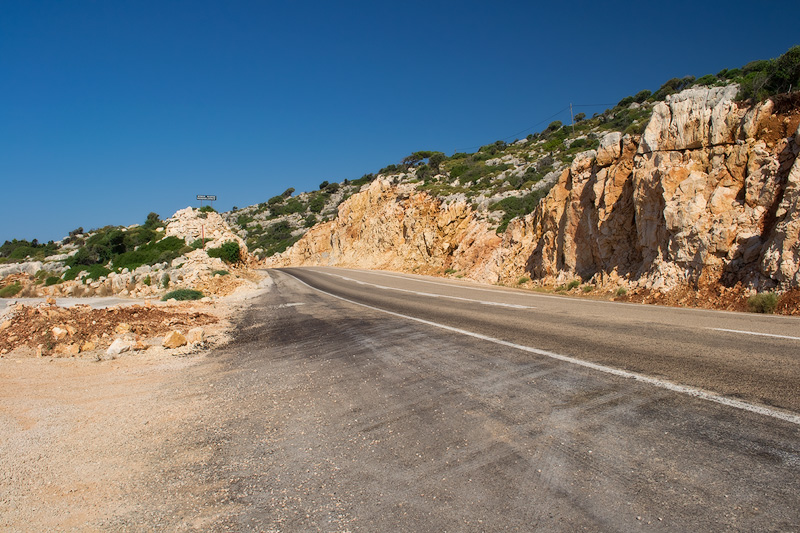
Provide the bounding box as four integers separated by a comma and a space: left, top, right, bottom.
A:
0, 302, 218, 357
776, 289, 800, 315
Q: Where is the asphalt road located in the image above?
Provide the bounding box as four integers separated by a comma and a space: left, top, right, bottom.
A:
121, 266, 800, 531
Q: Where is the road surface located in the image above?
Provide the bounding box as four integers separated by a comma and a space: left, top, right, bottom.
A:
95, 267, 800, 530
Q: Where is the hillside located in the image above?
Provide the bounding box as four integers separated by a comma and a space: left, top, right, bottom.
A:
225, 47, 800, 261
2, 46, 799, 313
0, 207, 257, 301
265, 83, 800, 313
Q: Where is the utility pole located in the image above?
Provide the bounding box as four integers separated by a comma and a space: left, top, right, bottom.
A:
570, 103, 575, 134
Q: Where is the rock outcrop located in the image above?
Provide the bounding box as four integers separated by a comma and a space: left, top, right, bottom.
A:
270, 179, 503, 279
267, 86, 800, 297
166, 207, 247, 255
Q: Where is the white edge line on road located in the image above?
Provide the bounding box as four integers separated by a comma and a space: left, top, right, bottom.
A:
320, 271, 534, 310
285, 271, 800, 427
709, 328, 800, 341
327, 268, 800, 320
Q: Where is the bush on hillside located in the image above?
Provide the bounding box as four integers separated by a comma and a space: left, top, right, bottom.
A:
491, 189, 550, 234
161, 289, 204, 301
0, 282, 22, 298
207, 241, 241, 264
0, 239, 59, 262
111, 236, 187, 271
748, 292, 778, 314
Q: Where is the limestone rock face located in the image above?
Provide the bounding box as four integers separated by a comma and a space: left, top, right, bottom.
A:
267, 179, 502, 281
267, 86, 800, 295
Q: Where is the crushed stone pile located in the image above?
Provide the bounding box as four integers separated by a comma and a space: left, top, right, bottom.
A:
0, 301, 219, 358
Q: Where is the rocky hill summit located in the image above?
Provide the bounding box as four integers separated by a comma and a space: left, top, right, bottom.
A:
266, 85, 800, 312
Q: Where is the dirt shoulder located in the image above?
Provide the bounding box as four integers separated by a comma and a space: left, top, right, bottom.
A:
0, 275, 271, 530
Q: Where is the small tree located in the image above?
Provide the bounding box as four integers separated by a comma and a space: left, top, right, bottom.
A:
428, 152, 446, 173
574, 112, 586, 122
143, 212, 161, 230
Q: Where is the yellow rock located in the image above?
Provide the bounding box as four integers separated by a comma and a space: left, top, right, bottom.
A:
163, 330, 187, 349
65, 344, 81, 356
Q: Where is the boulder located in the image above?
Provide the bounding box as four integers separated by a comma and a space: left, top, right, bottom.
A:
107, 338, 132, 355
187, 327, 204, 344
163, 330, 187, 349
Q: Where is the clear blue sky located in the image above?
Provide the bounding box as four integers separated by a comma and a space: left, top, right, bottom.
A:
1, 0, 796, 244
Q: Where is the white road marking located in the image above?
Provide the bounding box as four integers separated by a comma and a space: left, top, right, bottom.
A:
348, 268, 559, 299
286, 271, 800, 427
320, 271, 534, 309
315, 267, 800, 320
709, 328, 800, 341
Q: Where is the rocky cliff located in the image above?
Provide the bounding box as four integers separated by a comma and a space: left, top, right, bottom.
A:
266, 86, 800, 305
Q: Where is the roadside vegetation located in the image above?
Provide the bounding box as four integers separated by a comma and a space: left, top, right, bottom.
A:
162, 289, 205, 301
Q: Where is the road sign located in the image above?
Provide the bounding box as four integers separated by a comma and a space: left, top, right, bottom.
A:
196, 195, 217, 201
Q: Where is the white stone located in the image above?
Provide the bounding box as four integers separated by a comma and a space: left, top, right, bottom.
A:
107, 338, 132, 355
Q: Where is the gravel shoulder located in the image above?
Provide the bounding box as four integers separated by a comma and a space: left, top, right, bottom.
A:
0, 278, 271, 531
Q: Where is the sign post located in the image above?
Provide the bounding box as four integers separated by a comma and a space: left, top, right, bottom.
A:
196, 195, 217, 208
196, 195, 216, 249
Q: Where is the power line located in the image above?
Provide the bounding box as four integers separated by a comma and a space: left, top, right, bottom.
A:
454, 106, 569, 153
453, 101, 620, 154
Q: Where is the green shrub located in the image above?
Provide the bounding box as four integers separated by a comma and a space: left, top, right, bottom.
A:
142, 212, 162, 230
45, 276, 61, 286
0, 282, 22, 298
111, 236, 186, 271
190, 239, 204, 249
582, 285, 594, 293
161, 289, 204, 301
143, 275, 151, 286
0, 238, 59, 261
491, 188, 550, 233
566, 279, 581, 290
308, 195, 326, 213
351, 173, 375, 187
198, 205, 216, 213
616, 287, 628, 297
63, 264, 112, 282
207, 241, 241, 264
748, 292, 778, 314
693, 74, 718, 86
211, 270, 229, 276
517, 276, 530, 285
444, 268, 457, 275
